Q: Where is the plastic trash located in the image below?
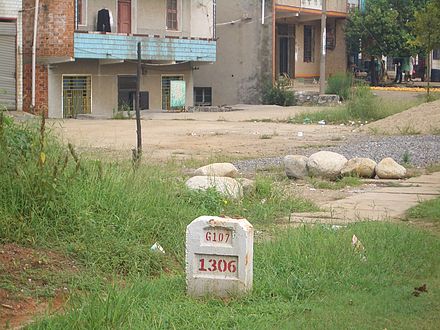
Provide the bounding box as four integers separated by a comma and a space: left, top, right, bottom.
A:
297, 131, 304, 137
150, 242, 166, 254
318, 120, 326, 125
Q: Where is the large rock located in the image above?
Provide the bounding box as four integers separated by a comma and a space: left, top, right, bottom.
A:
238, 178, 255, 195
341, 158, 377, 178
194, 163, 239, 178
375, 158, 407, 179
307, 151, 348, 180
185, 176, 243, 199
283, 155, 308, 179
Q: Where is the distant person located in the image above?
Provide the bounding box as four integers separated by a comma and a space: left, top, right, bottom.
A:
409, 55, 415, 82
394, 58, 402, 84
402, 57, 411, 82
369, 56, 379, 86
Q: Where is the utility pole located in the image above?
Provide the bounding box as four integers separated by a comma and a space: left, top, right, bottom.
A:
319, 0, 327, 94
134, 42, 142, 163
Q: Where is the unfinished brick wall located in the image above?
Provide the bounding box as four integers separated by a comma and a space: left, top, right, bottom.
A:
22, 0, 74, 113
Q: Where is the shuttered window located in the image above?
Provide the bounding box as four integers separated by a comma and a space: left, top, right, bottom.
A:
303, 25, 314, 63
167, 0, 178, 31
0, 21, 16, 110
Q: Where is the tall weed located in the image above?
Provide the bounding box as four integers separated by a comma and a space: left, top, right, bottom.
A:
326, 72, 353, 101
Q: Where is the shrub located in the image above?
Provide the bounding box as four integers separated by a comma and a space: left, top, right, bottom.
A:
262, 77, 296, 106
346, 85, 380, 120
326, 72, 353, 101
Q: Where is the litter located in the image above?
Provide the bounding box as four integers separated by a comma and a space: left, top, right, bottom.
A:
352, 234, 367, 261
297, 131, 304, 137
318, 120, 326, 125
150, 242, 166, 254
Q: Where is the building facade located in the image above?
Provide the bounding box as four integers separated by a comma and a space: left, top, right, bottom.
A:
0, 1, 23, 110
22, 0, 216, 118
193, 0, 348, 106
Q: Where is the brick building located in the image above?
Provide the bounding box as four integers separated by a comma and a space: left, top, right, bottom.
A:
22, 0, 216, 118
193, 0, 348, 105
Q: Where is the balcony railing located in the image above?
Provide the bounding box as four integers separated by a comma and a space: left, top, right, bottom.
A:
276, 0, 347, 13
74, 32, 216, 62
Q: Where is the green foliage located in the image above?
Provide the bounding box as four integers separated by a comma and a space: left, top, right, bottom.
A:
30, 223, 440, 329
408, 197, 440, 221
412, 0, 440, 52
262, 77, 296, 106
346, 85, 381, 120
326, 72, 353, 101
346, 0, 429, 57
308, 176, 363, 190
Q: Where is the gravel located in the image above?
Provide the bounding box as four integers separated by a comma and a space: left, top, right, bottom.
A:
234, 135, 440, 173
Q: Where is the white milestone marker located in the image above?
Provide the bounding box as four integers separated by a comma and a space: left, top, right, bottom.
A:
186, 216, 254, 298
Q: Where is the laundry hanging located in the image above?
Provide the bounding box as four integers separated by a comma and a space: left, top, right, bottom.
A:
97, 8, 113, 32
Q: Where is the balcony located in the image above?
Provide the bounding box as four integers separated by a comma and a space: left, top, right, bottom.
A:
74, 32, 216, 62
276, 0, 347, 14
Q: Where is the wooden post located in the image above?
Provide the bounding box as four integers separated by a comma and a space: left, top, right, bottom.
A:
135, 42, 142, 161
319, 0, 327, 94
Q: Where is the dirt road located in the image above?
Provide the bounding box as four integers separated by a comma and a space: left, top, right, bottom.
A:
50, 105, 354, 161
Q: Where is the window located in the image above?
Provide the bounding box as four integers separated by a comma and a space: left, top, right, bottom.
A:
63, 76, 91, 118
167, 0, 178, 31
194, 87, 212, 106
76, 0, 87, 27
434, 49, 440, 60
303, 25, 314, 63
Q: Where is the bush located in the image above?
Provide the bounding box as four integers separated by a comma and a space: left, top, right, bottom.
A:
346, 84, 381, 120
326, 72, 353, 101
262, 77, 296, 106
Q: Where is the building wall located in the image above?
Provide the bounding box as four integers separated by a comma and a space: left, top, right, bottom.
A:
22, 0, 75, 113
294, 21, 321, 78
79, 0, 214, 38
325, 18, 347, 77
193, 0, 273, 105
0, 0, 23, 111
48, 60, 194, 118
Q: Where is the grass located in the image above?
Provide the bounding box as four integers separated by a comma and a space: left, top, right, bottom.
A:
2, 113, 440, 328
30, 223, 440, 329
308, 176, 363, 190
289, 86, 423, 125
407, 197, 440, 222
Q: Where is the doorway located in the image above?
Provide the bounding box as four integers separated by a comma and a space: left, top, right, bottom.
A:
62, 76, 91, 118
277, 24, 295, 78
118, 0, 131, 34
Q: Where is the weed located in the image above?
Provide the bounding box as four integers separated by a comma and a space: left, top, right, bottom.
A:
402, 150, 412, 165
308, 176, 363, 190
397, 124, 421, 136
407, 197, 440, 221
427, 163, 440, 173
262, 77, 296, 106
326, 72, 353, 101
260, 134, 272, 139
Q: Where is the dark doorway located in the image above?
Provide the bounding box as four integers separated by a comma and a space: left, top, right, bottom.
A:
118, 76, 149, 111
277, 24, 295, 78
118, 0, 131, 34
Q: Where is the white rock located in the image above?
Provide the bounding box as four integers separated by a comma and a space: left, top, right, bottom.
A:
186, 176, 243, 199
341, 158, 377, 178
194, 163, 239, 178
283, 155, 308, 179
307, 151, 348, 180
375, 158, 407, 179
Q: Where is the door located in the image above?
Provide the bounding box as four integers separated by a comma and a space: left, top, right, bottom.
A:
63, 76, 91, 118
0, 21, 16, 110
118, 0, 131, 34
277, 24, 295, 78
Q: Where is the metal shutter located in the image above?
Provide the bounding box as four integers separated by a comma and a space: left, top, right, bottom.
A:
0, 22, 17, 110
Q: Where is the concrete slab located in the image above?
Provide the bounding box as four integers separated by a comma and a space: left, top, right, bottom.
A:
290, 172, 440, 225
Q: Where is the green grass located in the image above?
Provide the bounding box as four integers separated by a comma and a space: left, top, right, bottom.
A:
289, 86, 423, 125
407, 197, 440, 222
30, 223, 440, 329
308, 176, 363, 190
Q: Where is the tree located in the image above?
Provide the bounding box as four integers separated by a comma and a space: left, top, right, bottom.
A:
346, 0, 429, 57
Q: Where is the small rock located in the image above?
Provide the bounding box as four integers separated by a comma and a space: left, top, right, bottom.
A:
283, 155, 308, 179
376, 158, 407, 179
341, 158, 377, 178
238, 178, 255, 194
307, 151, 348, 180
194, 163, 239, 178
185, 176, 243, 199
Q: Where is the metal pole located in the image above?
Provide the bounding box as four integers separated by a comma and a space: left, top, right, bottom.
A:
32, 0, 40, 110
262, 0, 265, 25
319, 0, 327, 94
135, 42, 142, 160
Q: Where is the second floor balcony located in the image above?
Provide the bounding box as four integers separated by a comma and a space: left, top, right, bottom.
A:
276, 0, 348, 14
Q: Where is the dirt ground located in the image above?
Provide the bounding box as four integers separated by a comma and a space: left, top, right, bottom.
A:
366, 98, 440, 135
48, 104, 355, 162
0, 244, 75, 329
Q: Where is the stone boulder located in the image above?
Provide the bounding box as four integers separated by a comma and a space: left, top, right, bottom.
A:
375, 158, 407, 179
283, 155, 308, 179
194, 163, 239, 178
307, 151, 348, 180
341, 158, 377, 178
185, 176, 243, 199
